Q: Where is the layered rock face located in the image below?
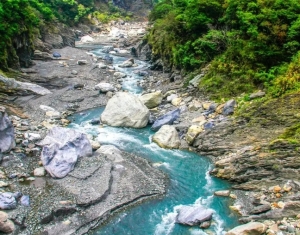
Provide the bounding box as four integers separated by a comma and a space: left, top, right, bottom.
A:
101, 92, 150, 128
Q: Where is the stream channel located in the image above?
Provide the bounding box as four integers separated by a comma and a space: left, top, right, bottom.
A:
70, 46, 239, 234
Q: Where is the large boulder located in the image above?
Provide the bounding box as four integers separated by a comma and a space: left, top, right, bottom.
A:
101, 92, 150, 128
151, 109, 180, 131
226, 222, 267, 235
0, 107, 15, 153
152, 125, 180, 149
140, 91, 163, 109
176, 205, 213, 226
38, 127, 92, 178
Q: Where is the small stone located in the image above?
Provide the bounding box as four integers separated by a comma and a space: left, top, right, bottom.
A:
229, 194, 237, 199
62, 220, 71, 225
276, 193, 281, 198
200, 220, 211, 229
59, 200, 73, 205
283, 184, 292, 192
34, 167, 46, 176
71, 70, 78, 75
202, 102, 211, 110
0, 211, 15, 233
214, 190, 230, 197
77, 60, 87, 65
26, 177, 35, 181
277, 201, 285, 208
273, 185, 281, 193
61, 119, 70, 125
91, 141, 101, 150
46, 111, 60, 118
229, 205, 242, 215
0, 181, 8, 187
20, 195, 30, 206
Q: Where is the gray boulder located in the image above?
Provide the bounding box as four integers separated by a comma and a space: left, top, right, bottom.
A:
0, 107, 15, 153
113, 72, 127, 79
101, 92, 150, 128
38, 127, 92, 178
151, 109, 180, 131
0, 192, 17, 210
223, 99, 236, 116
95, 82, 116, 93
176, 205, 213, 226
0, 211, 15, 233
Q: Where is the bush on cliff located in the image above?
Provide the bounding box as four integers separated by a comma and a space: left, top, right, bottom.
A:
148, 0, 300, 98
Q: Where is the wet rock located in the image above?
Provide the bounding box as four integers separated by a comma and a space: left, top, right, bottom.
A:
140, 91, 163, 109
176, 205, 213, 226
152, 125, 180, 149
0, 107, 15, 153
151, 109, 180, 131
223, 99, 236, 116
226, 222, 267, 235
101, 92, 149, 128
0, 211, 15, 233
95, 83, 116, 93
38, 127, 92, 178
0, 192, 17, 210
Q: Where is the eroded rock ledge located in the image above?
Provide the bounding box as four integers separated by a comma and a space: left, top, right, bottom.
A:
8, 148, 166, 235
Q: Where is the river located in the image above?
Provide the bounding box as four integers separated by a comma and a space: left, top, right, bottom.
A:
69, 46, 239, 235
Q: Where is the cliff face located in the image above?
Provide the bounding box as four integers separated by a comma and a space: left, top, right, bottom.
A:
112, 0, 153, 16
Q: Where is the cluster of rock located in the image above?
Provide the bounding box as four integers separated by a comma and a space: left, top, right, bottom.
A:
0, 100, 166, 234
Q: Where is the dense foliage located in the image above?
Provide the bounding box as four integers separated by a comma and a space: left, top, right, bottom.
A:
148, 0, 300, 98
0, 0, 128, 70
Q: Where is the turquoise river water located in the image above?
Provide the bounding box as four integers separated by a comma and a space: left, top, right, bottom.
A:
69, 47, 239, 235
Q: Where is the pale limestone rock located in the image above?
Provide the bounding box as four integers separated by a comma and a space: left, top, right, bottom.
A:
101, 92, 149, 128
186, 125, 204, 145
152, 125, 180, 149
140, 91, 163, 109
226, 222, 267, 235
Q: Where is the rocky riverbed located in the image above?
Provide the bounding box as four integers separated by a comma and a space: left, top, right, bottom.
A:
1, 20, 300, 235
